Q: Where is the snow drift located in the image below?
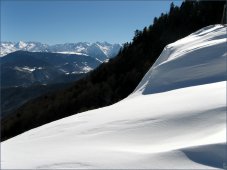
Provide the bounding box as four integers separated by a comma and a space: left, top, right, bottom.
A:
1, 25, 226, 169
131, 24, 227, 96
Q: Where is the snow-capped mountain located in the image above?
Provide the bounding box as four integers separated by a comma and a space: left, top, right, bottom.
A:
1, 25, 226, 169
0, 41, 121, 87
0, 41, 121, 62
1, 41, 49, 56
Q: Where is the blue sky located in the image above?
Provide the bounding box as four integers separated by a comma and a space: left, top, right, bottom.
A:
1, 1, 182, 45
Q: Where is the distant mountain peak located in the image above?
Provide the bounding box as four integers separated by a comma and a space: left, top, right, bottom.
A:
0, 41, 122, 61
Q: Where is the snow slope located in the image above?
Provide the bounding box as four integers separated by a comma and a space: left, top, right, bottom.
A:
1, 25, 226, 169
131, 24, 227, 97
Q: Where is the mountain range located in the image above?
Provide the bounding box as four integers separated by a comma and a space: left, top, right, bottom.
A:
0, 41, 121, 87
0, 42, 121, 115
0, 41, 121, 62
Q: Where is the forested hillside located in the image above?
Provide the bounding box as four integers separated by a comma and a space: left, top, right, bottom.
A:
1, 82, 77, 117
2, 1, 226, 141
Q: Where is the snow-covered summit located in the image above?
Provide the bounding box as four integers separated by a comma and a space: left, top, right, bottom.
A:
0, 41, 49, 56
1, 25, 226, 169
16, 41, 27, 49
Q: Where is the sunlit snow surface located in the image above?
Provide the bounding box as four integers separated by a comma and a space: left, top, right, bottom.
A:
131, 24, 227, 97
1, 25, 226, 169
